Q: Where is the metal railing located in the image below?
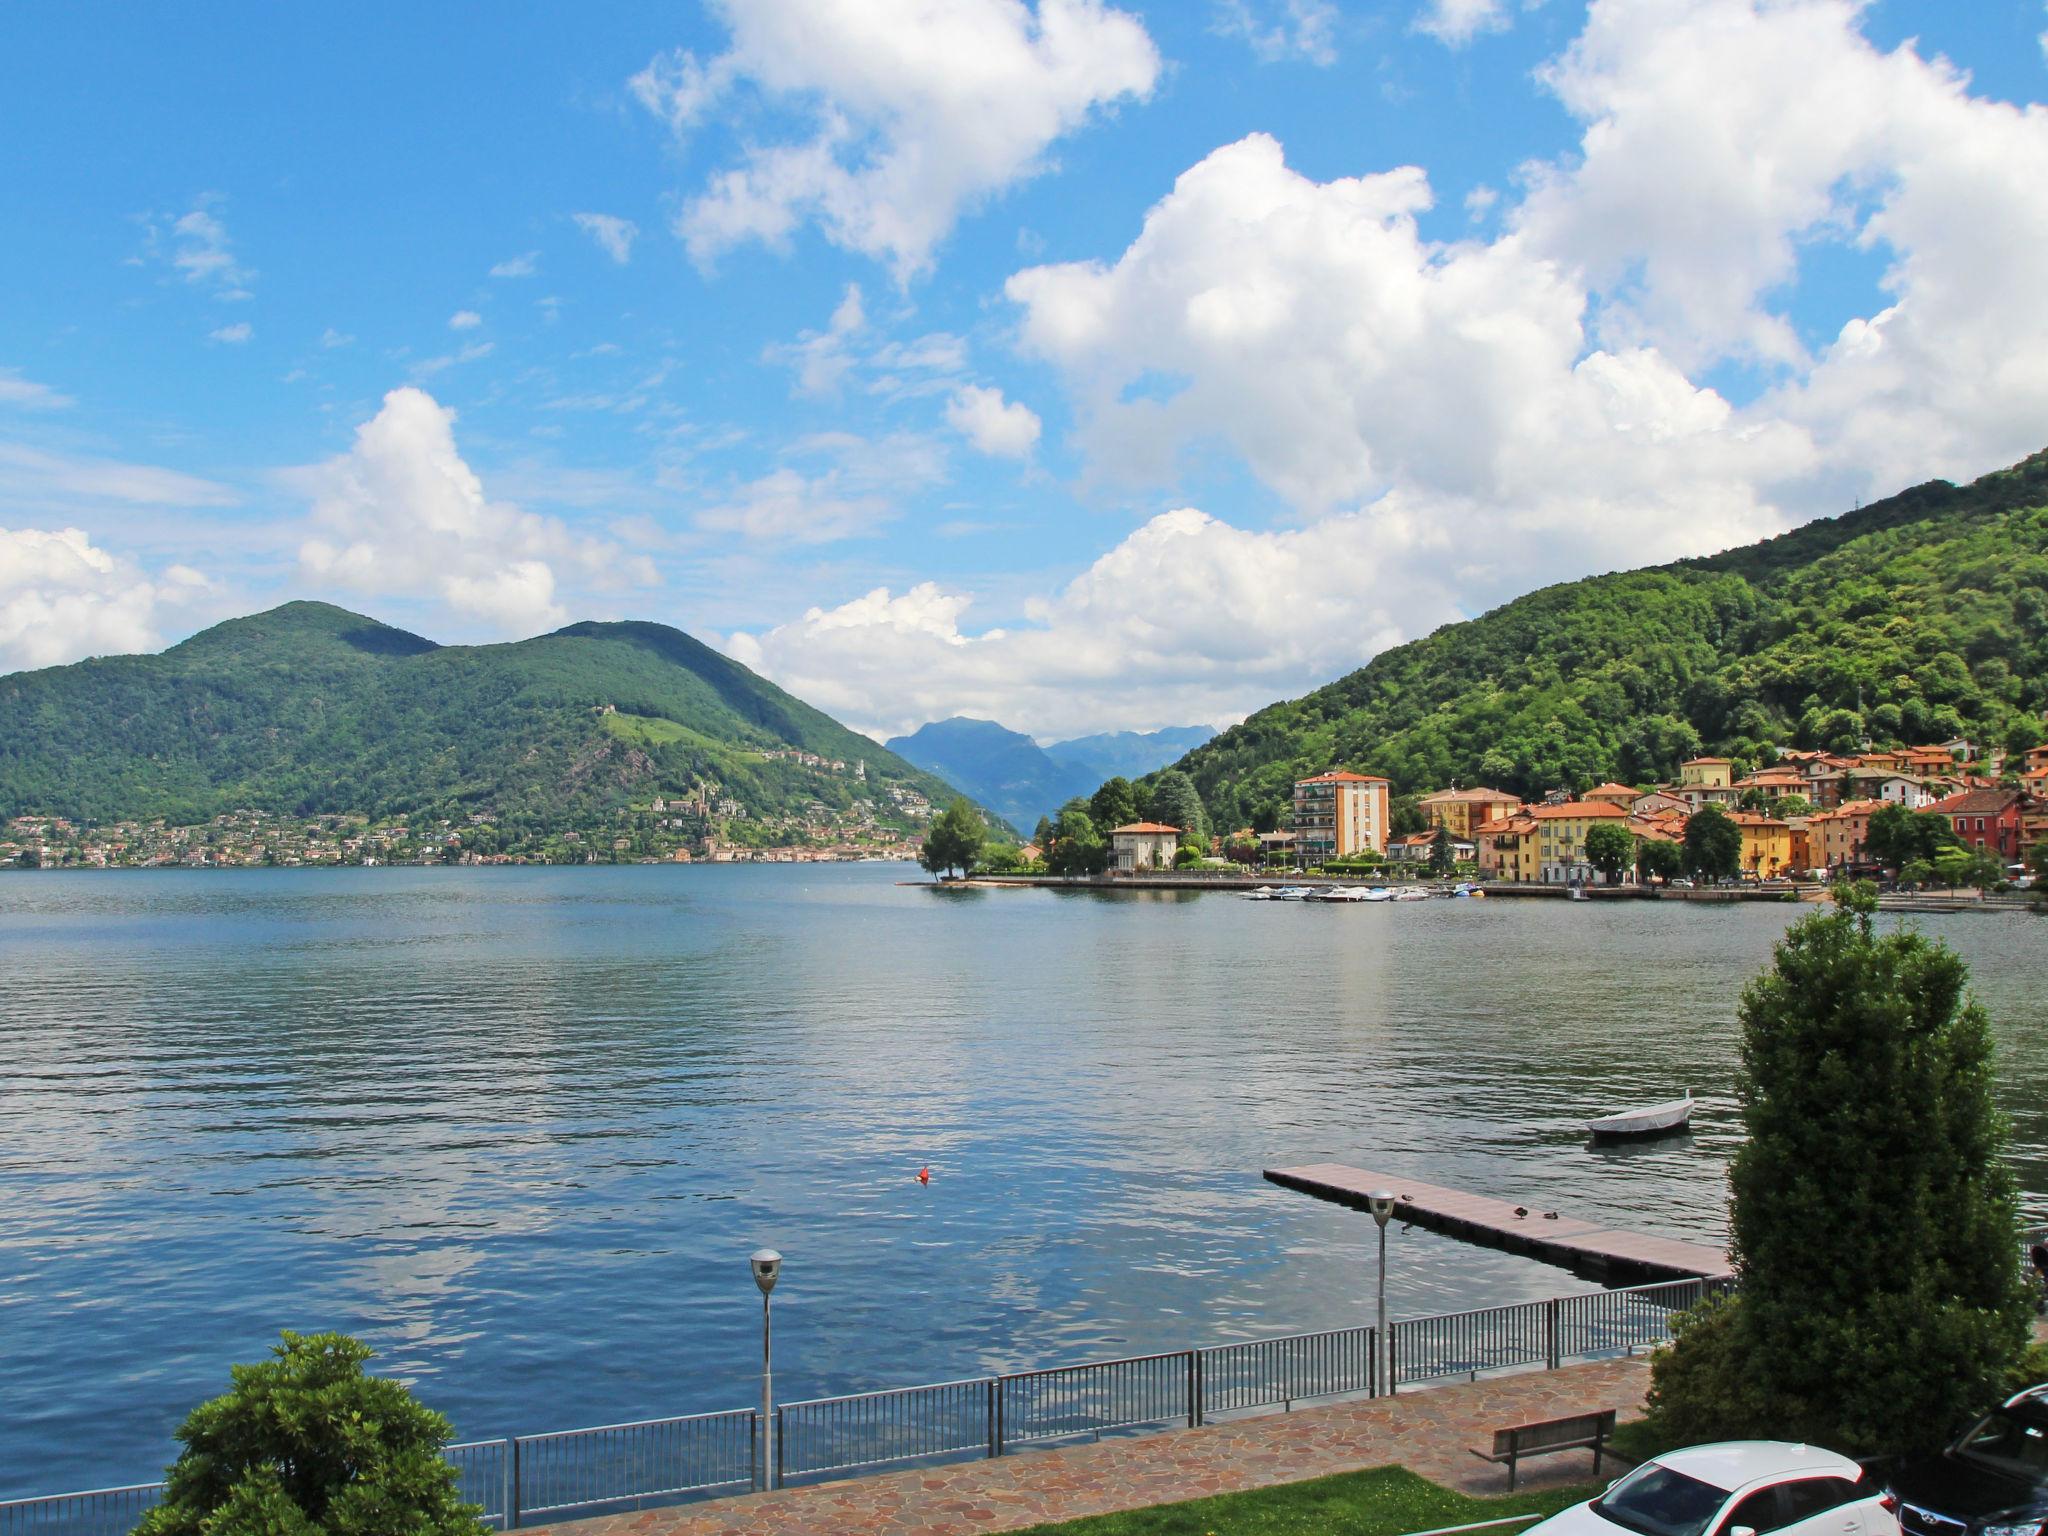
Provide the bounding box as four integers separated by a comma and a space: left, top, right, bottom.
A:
1389, 1277, 1730, 1390
779, 1377, 995, 1482
0, 1276, 1733, 1530
505, 1408, 756, 1526
0, 1484, 164, 1536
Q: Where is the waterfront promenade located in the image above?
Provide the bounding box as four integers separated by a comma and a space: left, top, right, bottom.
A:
529, 1356, 1648, 1536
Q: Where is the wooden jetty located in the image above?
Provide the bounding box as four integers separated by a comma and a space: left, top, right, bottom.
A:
1266, 1162, 1733, 1284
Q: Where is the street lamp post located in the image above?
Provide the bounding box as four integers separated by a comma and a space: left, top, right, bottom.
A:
1367, 1191, 1395, 1392
750, 1249, 782, 1491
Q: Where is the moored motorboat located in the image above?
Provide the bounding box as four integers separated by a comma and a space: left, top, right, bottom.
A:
1587, 1091, 1694, 1140
1391, 887, 1429, 901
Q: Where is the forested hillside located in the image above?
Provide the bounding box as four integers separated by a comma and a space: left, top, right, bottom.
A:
0, 602, 963, 837
1171, 450, 2048, 833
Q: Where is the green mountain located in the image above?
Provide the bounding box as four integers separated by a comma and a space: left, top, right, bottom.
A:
0, 602, 967, 840
1166, 449, 2048, 833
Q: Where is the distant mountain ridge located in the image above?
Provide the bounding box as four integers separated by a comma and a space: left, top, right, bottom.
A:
1155, 449, 2048, 833
0, 601, 969, 839
885, 717, 1215, 833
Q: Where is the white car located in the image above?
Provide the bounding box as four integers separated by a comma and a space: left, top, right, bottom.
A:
1526, 1442, 1900, 1536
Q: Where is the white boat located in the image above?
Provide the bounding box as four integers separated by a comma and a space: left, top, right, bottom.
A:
1244, 887, 1276, 900
1269, 886, 1312, 901
1362, 886, 1394, 902
1307, 885, 1376, 902
1391, 887, 1429, 902
1587, 1091, 1694, 1140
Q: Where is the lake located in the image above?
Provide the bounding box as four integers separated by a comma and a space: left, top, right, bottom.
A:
3, 865, 2045, 1497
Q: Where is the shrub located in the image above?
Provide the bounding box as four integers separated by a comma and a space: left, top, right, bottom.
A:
136, 1332, 486, 1536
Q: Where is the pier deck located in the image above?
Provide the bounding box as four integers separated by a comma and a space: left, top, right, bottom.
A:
1266, 1162, 1732, 1283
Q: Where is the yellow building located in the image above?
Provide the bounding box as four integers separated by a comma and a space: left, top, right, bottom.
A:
1583, 782, 1640, 809
1293, 771, 1390, 861
1529, 801, 1633, 883
1728, 811, 1794, 878
1677, 757, 1739, 809
1474, 812, 1537, 882
1417, 786, 1523, 840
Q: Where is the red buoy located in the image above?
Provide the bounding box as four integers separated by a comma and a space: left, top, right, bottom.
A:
916, 1165, 931, 1185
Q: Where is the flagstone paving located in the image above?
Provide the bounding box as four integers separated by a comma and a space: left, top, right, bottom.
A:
527, 1356, 1650, 1536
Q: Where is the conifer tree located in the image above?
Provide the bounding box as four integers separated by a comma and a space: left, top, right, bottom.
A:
1649, 884, 2029, 1456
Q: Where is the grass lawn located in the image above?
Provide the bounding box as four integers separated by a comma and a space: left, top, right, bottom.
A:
1009, 1463, 1606, 1535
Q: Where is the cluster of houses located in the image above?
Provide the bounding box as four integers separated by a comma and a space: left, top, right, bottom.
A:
1399, 743, 2045, 884
1076, 741, 2048, 883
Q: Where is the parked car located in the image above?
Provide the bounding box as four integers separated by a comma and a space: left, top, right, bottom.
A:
1670, 878, 1697, 889
1527, 1442, 1899, 1536
1890, 1386, 2048, 1536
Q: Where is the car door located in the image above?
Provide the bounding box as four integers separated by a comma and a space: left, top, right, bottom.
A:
1778, 1476, 1877, 1536
1717, 1486, 1790, 1536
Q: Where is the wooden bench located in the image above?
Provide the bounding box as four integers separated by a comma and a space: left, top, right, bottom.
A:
1470, 1408, 1616, 1491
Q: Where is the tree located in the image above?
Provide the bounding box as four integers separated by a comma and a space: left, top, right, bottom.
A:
1583, 821, 1635, 884
1428, 827, 1456, 877
1683, 805, 1742, 881
1636, 836, 1683, 884
1866, 803, 1958, 872
136, 1331, 486, 1536
1089, 777, 1138, 832
1146, 770, 1207, 840
1031, 815, 1053, 850
1045, 804, 1107, 877
1646, 885, 2030, 1457
1934, 844, 2002, 891
918, 797, 985, 879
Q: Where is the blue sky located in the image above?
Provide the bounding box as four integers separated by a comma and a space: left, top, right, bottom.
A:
3, 0, 2047, 738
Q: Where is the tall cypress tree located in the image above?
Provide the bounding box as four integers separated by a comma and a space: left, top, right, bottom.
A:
1651, 883, 2029, 1455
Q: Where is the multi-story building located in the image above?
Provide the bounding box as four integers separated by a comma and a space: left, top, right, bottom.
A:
1928, 788, 2027, 863
1808, 799, 1884, 872
1474, 811, 1537, 881
1583, 781, 1641, 809
1109, 821, 1180, 873
1293, 771, 1390, 863
1727, 811, 1794, 878
1417, 786, 1523, 840
1676, 758, 1739, 809
1529, 800, 1632, 883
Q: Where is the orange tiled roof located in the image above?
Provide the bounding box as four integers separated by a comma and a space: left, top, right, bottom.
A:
1111, 822, 1181, 834
1529, 801, 1631, 819
1296, 771, 1389, 784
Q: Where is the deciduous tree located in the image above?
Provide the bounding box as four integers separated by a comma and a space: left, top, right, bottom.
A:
1583, 820, 1634, 884
918, 798, 985, 879
136, 1332, 486, 1536
1683, 804, 1741, 881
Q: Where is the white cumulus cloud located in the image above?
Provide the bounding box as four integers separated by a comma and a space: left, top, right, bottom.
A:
0, 368, 73, 409
489, 251, 539, 278
0, 526, 209, 673
1216, 0, 1340, 65
448, 310, 482, 331
208, 322, 252, 344
572, 212, 638, 264
633, 0, 1161, 278
945, 384, 1042, 457
293, 387, 654, 636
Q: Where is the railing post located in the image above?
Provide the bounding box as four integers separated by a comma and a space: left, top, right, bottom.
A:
773, 1407, 784, 1490
986, 1378, 999, 1458
993, 1376, 1006, 1457
1547, 1298, 1560, 1370
505, 1436, 521, 1531
1386, 1324, 1397, 1395
1188, 1350, 1203, 1428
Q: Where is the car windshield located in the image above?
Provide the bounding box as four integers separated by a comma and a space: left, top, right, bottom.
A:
1593, 1464, 1733, 1536
1954, 1410, 2048, 1478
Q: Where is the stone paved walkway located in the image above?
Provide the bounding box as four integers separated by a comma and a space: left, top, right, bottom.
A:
528, 1357, 1649, 1536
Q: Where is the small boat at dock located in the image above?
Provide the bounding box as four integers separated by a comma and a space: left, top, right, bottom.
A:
1587, 1091, 1694, 1140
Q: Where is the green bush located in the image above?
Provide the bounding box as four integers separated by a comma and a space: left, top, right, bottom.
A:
136, 1332, 486, 1536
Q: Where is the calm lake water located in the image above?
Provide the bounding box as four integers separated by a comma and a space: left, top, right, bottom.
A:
3, 865, 2046, 1496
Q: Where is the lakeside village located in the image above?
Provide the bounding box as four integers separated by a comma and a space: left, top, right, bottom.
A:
1029, 740, 2048, 887
1, 756, 938, 870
